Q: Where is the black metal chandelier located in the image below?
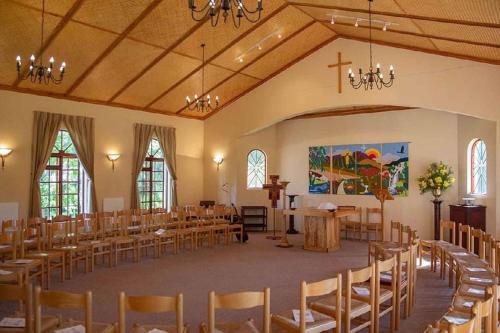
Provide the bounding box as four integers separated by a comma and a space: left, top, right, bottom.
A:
348, 0, 395, 90
188, 0, 263, 28
16, 0, 66, 85
185, 44, 219, 113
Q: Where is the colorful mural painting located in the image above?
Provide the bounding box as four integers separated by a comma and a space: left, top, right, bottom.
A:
308, 146, 331, 194
308, 142, 409, 196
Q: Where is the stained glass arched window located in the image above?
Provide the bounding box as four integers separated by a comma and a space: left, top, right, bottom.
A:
468, 139, 487, 195
247, 149, 266, 189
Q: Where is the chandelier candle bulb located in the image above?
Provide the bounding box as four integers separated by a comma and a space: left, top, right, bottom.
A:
189, 0, 263, 28
30, 54, 35, 62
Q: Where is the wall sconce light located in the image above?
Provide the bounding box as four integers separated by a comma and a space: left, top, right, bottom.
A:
107, 153, 120, 171
0, 148, 13, 170
213, 154, 224, 171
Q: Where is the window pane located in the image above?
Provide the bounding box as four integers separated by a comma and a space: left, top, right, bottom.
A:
153, 182, 163, 192
470, 139, 487, 195
153, 172, 163, 182
153, 161, 163, 172
247, 149, 266, 188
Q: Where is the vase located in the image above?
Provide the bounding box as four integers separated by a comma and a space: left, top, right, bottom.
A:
432, 188, 442, 200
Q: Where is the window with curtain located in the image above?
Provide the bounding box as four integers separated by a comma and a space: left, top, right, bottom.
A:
138, 138, 171, 210
468, 138, 487, 195
247, 149, 267, 189
40, 130, 91, 218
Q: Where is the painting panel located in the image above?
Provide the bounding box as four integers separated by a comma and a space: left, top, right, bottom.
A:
381, 142, 409, 196
331, 145, 359, 195
353, 144, 383, 195
309, 146, 331, 194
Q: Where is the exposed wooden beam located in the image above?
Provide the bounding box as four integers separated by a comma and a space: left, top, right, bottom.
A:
203, 34, 340, 120
290, 106, 416, 120
144, 3, 290, 109
65, 0, 164, 95
107, 19, 211, 102
338, 34, 500, 66
317, 20, 500, 49
12, 0, 85, 87
177, 19, 317, 114
289, 2, 500, 29
0, 84, 202, 120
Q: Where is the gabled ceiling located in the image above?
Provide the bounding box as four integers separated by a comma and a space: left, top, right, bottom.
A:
1, 0, 499, 120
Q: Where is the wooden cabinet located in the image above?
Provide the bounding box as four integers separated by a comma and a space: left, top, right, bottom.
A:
241, 206, 267, 231
449, 205, 486, 231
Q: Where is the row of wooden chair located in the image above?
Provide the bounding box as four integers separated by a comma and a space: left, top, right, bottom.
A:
0, 209, 243, 290
339, 207, 384, 242
421, 219, 499, 332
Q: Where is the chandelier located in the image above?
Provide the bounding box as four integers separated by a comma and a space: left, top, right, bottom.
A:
16, 0, 66, 85
188, 0, 263, 28
185, 44, 219, 113
347, 0, 394, 90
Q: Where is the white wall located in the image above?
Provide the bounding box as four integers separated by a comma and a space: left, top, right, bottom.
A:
0, 90, 204, 218
457, 115, 497, 233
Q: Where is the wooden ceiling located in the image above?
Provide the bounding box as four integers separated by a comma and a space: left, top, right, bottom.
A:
1, 0, 499, 120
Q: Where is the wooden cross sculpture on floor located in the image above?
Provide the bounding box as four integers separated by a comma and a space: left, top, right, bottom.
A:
328, 52, 352, 94
263, 175, 283, 240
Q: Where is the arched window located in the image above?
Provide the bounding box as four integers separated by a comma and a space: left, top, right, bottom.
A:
40, 130, 91, 218
468, 138, 487, 195
138, 138, 171, 210
247, 149, 266, 189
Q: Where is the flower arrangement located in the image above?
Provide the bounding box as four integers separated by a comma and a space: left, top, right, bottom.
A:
417, 161, 456, 198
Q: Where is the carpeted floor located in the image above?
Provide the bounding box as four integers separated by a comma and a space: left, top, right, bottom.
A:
1, 233, 453, 332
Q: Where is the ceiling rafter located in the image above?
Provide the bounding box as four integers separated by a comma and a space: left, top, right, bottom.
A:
0, 84, 202, 120
338, 34, 500, 65
317, 20, 500, 49
64, 0, 164, 95
107, 18, 211, 102
289, 105, 416, 119
177, 20, 317, 114
12, 0, 85, 87
202, 34, 341, 120
287, 2, 500, 29
143, 2, 290, 109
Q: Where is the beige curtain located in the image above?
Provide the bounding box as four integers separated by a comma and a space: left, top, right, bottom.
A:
131, 124, 155, 209
29, 111, 63, 217
64, 115, 98, 212
154, 126, 178, 207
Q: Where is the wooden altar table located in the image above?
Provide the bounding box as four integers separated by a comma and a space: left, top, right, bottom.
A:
282, 208, 357, 252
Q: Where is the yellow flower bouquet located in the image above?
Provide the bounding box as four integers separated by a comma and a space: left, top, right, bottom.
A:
417, 161, 455, 198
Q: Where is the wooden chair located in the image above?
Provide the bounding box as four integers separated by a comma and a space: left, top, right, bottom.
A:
362, 208, 383, 242
200, 288, 270, 333
311, 264, 375, 333
439, 220, 456, 280
78, 237, 112, 272
34, 286, 114, 333
227, 223, 243, 245
470, 228, 484, 259
0, 230, 17, 260
112, 215, 138, 264
49, 222, 89, 279
155, 228, 178, 256
131, 215, 157, 260
389, 221, 402, 245
458, 224, 471, 251
0, 277, 33, 333
394, 250, 411, 328
400, 226, 413, 247
339, 207, 362, 240
374, 257, 397, 333
272, 275, 341, 333
424, 311, 476, 333
483, 234, 495, 268
118, 292, 185, 333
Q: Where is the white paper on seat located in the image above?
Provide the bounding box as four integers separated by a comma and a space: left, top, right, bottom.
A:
469, 277, 493, 283
13, 259, 33, 264
147, 329, 168, 333
467, 288, 485, 295
0, 317, 25, 327
0, 245, 10, 249
54, 324, 85, 333
155, 229, 166, 235
453, 252, 469, 256
444, 316, 468, 325
466, 267, 487, 272
463, 301, 474, 308
352, 286, 370, 296
292, 309, 314, 323
0, 270, 13, 275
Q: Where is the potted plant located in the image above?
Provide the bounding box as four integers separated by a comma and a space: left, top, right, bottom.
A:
417, 161, 456, 200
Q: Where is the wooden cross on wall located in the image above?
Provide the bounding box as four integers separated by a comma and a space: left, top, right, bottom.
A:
328, 52, 352, 94
263, 175, 283, 209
